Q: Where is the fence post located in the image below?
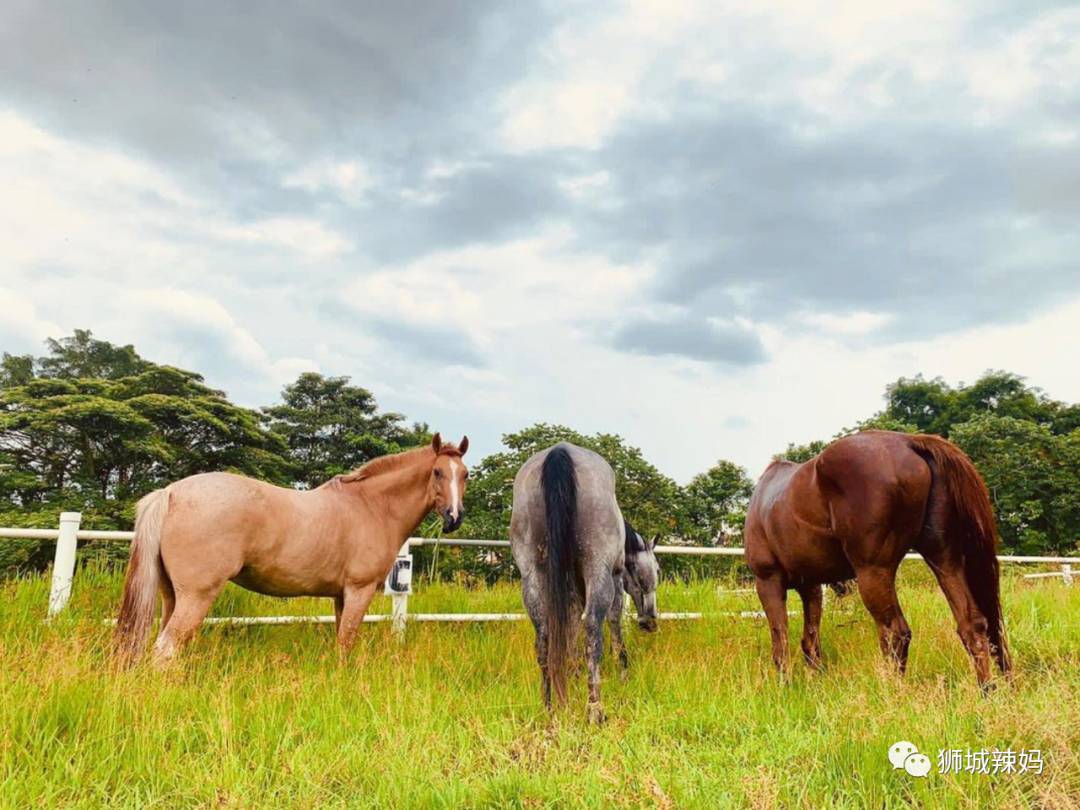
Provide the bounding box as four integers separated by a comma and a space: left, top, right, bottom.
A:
48, 512, 81, 616
1063, 564, 1074, 587
388, 542, 412, 641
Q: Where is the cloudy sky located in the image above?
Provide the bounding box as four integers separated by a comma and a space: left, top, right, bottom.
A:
1, 1, 1078, 481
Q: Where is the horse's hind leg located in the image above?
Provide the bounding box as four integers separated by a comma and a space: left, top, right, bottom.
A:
796, 584, 823, 669
922, 552, 993, 688
755, 574, 789, 673
608, 575, 629, 674
584, 574, 615, 724
158, 558, 175, 629
521, 573, 551, 709
152, 582, 224, 665
854, 566, 912, 676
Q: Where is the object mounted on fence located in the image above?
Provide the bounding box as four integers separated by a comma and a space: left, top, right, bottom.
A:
385, 553, 413, 595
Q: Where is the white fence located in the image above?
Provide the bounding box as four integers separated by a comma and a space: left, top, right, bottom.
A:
1, 512, 1075, 636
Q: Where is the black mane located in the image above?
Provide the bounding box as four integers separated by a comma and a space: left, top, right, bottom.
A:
623, 518, 647, 553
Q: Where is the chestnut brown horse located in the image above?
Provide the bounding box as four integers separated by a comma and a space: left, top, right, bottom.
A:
745, 430, 1009, 687
114, 434, 468, 665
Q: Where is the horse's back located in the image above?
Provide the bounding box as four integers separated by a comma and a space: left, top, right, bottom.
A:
510, 442, 622, 568
746, 431, 934, 583
157, 472, 337, 593
162, 472, 291, 534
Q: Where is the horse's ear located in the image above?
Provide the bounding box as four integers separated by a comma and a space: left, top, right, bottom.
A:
459, 436, 469, 455
431, 433, 442, 452
650, 533, 660, 550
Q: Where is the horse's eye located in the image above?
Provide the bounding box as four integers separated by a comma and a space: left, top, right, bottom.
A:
433, 469, 442, 479
463, 470, 469, 479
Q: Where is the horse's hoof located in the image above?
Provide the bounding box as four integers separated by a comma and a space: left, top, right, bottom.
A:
587, 702, 606, 725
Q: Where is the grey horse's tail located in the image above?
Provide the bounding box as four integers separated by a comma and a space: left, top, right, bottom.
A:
541, 444, 577, 705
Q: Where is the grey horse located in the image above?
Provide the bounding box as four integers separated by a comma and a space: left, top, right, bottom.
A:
510, 442, 660, 723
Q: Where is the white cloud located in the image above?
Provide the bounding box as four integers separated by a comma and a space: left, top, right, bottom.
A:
1, 2, 1077, 486
0, 110, 351, 271
283, 159, 375, 202
0, 287, 63, 352
799, 310, 894, 336
121, 288, 319, 390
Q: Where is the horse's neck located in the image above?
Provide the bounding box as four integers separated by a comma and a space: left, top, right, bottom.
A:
355, 456, 435, 540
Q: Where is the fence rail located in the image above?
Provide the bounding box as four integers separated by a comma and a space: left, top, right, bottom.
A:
2, 513, 1075, 633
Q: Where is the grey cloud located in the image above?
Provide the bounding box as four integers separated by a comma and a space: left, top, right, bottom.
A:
316, 297, 487, 369
4, 0, 1079, 365
611, 315, 767, 367
358, 157, 572, 262
0, 0, 551, 194
365, 318, 487, 369
580, 97, 1080, 342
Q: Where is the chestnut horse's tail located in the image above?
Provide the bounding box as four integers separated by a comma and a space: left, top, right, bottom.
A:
541, 445, 578, 705
908, 434, 1010, 673
113, 488, 168, 665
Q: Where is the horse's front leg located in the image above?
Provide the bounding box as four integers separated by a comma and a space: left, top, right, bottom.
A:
337, 581, 379, 655
608, 574, 629, 675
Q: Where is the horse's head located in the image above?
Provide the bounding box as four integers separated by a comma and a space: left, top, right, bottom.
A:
429, 433, 470, 533
623, 520, 660, 632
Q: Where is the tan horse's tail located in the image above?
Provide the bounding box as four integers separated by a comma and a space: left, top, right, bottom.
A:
113, 489, 168, 665
909, 434, 1010, 674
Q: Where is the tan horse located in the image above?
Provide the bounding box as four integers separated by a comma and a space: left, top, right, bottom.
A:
114, 434, 469, 664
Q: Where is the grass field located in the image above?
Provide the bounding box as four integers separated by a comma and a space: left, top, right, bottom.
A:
1, 562, 1077, 808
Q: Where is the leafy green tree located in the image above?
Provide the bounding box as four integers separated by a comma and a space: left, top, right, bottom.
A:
951, 415, 1080, 555
37, 329, 149, 380
438, 424, 683, 584
882, 371, 1070, 437
462, 423, 681, 539
772, 372, 1079, 557
776, 440, 827, 463
677, 461, 754, 546
262, 372, 430, 489
0, 331, 291, 575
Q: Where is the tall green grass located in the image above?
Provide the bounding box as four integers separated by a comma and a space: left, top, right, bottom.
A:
1, 564, 1077, 808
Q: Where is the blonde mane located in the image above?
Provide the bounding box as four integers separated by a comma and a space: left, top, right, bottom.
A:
333, 442, 463, 485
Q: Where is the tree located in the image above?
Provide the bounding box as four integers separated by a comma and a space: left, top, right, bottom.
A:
38, 329, 150, 380
951, 415, 1080, 555
772, 372, 1079, 557
262, 372, 429, 489
462, 423, 681, 539
677, 460, 754, 546
439, 424, 683, 583
776, 440, 827, 463
882, 371, 1069, 437
0, 331, 292, 575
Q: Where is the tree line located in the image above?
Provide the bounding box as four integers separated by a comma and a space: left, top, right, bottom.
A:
1, 330, 1076, 579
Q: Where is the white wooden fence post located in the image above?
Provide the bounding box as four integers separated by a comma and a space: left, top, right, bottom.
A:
1063, 564, 1074, 587
387, 542, 412, 641
48, 511, 81, 616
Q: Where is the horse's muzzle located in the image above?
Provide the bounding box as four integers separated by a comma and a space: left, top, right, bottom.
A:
441, 509, 464, 533
638, 617, 659, 633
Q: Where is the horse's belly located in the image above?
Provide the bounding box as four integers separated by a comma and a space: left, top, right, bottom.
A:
231, 560, 342, 598
777, 535, 855, 586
